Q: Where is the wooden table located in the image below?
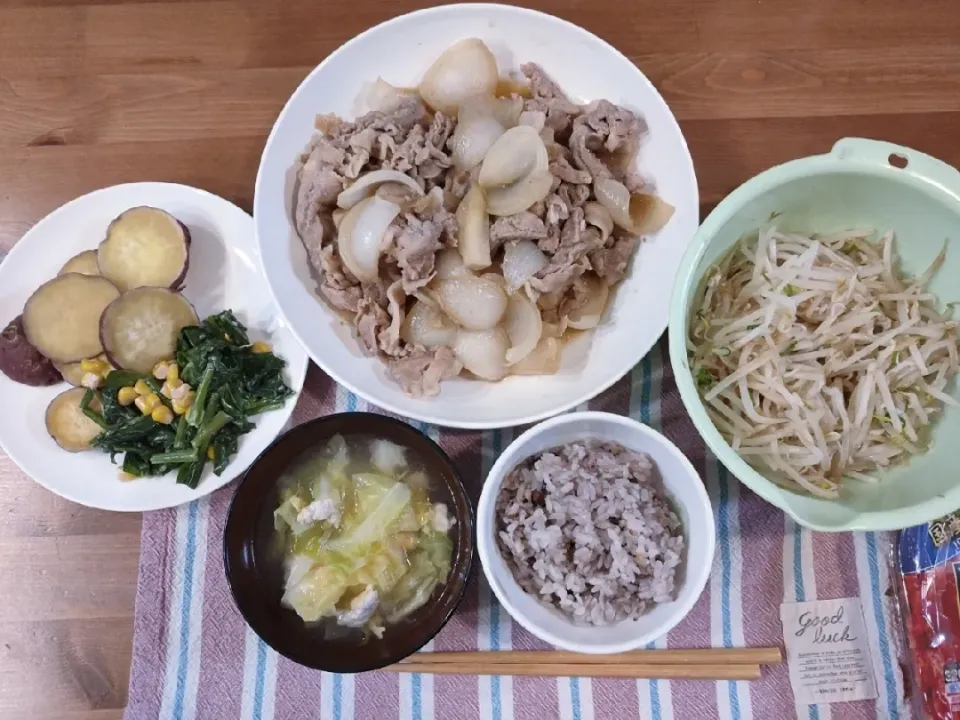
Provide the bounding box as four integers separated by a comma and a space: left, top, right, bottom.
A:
0, 1, 958, 717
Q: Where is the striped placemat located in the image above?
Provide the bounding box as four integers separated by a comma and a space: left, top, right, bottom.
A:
124, 335, 912, 720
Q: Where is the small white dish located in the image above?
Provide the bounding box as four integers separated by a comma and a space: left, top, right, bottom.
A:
477, 412, 715, 653
0, 182, 308, 512
254, 3, 698, 429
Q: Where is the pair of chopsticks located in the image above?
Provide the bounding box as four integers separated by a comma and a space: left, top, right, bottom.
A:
387, 648, 781, 681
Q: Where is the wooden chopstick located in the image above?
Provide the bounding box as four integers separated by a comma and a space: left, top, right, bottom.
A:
388, 662, 762, 681
402, 648, 782, 667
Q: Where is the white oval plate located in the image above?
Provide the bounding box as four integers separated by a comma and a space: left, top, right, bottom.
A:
254, 4, 698, 430
0, 182, 308, 511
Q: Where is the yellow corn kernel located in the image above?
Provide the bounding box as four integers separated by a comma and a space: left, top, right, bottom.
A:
251, 341, 271, 354
170, 382, 190, 401
151, 405, 174, 425
117, 386, 138, 406
134, 379, 152, 396
119, 471, 136, 482
173, 391, 196, 415
152, 361, 169, 380
161, 377, 184, 399
167, 363, 179, 384
207, 446, 216, 460
135, 392, 161, 415
81, 358, 109, 375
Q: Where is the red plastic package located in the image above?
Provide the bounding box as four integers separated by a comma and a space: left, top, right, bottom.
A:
897, 515, 960, 718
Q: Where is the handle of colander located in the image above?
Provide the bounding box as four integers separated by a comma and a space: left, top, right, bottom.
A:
830, 137, 960, 194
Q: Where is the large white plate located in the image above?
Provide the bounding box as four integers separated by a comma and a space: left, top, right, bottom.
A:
0, 183, 308, 511
254, 4, 698, 429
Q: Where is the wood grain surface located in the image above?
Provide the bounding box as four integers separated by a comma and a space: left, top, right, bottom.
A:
0, 1, 958, 717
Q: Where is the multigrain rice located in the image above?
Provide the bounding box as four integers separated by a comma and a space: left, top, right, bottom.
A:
495, 440, 684, 625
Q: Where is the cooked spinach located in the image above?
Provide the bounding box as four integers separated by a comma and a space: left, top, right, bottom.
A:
91, 311, 294, 488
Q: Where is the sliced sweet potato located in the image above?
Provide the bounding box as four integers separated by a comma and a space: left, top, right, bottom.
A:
54, 353, 111, 387
97, 207, 190, 292
0, 315, 61, 386
100, 288, 198, 373
58, 250, 100, 277
21, 274, 120, 363
46, 387, 102, 452
54, 360, 84, 387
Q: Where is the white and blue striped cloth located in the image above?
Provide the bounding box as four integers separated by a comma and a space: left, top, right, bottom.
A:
125, 337, 912, 719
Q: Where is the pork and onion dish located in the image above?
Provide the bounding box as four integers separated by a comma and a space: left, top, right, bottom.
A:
293, 39, 675, 397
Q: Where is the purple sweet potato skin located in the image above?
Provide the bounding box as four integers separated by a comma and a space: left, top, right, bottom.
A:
0, 315, 61, 386
173, 221, 191, 290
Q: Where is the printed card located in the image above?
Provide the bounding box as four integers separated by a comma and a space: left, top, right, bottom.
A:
780, 597, 879, 705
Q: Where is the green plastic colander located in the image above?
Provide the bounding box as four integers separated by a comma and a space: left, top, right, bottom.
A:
669, 138, 960, 531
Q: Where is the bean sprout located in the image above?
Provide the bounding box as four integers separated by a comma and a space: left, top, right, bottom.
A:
689, 227, 959, 498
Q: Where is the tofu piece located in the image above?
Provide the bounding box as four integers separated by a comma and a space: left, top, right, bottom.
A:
296, 497, 341, 527
432, 502, 455, 533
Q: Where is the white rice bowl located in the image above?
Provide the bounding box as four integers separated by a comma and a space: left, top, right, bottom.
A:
477, 411, 715, 653
496, 440, 684, 626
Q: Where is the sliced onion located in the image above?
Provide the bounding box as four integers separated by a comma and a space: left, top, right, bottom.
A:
332, 207, 347, 230
455, 184, 490, 269
567, 276, 610, 330
449, 92, 525, 171
414, 287, 441, 308
481, 94, 524, 127
504, 292, 543, 364
541, 318, 569, 339
632, 193, 676, 234
455, 94, 522, 132
376, 182, 422, 208
454, 327, 509, 380
486, 170, 553, 216
400, 300, 459, 349
478, 125, 548, 188
419, 38, 499, 115
510, 336, 562, 375
354, 77, 417, 114
495, 76, 533, 99
451, 112, 504, 171
593, 177, 633, 231
411, 186, 446, 215
481, 272, 506, 288
502, 239, 548, 292
337, 196, 401, 282
436, 276, 507, 330
337, 170, 423, 209
435, 247, 471, 280
594, 177, 675, 234
517, 110, 546, 131
583, 201, 614, 242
